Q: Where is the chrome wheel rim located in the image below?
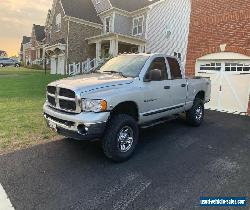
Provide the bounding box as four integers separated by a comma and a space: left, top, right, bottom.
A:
195, 105, 203, 121
117, 126, 134, 153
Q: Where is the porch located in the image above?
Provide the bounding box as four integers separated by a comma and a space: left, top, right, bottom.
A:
44, 43, 66, 75
86, 33, 146, 59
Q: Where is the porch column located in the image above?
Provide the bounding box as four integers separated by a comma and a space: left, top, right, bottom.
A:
138, 45, 145, 53
109, 39, 118, 57
96, 41, 101, 59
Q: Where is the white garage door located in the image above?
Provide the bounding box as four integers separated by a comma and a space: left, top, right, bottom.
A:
196, 52, 250, 114
50, 55, 65, 75
50, 57, 57, 74
57, 55, 65, 75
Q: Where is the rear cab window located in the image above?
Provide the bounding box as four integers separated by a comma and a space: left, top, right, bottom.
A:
167, 57, 182, 79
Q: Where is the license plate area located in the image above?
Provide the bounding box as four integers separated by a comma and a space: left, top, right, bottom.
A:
48, 120, 57, 131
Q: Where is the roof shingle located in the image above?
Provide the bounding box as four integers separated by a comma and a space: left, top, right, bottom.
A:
33, 25, 45, 42
109, 0, 161, 12
61, 0, 102, 24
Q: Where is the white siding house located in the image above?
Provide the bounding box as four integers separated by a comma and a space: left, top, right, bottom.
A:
146, 0, 191, 70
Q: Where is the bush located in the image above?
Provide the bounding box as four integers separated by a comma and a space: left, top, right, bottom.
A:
25, 64, 44, 70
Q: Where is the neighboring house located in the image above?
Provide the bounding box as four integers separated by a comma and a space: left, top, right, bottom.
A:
0, 50, 7, 58
30, 24, 46, 65
20, 36, 31, 64
186, 0, 250, 115
88, 0, 161, 59
146, 0, 191, 67
45, 0, 185, 75
44, 0, 102, 75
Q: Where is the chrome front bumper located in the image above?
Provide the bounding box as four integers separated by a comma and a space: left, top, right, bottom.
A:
43, 103, 110, 140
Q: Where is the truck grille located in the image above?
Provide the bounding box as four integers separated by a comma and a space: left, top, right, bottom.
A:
47, 86, 80, 113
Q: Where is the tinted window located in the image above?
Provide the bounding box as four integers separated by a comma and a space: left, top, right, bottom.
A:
167, 57, 182, 79
146, 57, 168, 81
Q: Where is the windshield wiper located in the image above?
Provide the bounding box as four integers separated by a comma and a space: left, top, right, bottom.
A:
103, 71, 128, 78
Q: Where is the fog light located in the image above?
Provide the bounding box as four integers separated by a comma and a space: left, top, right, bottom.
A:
77, 124, 87, 135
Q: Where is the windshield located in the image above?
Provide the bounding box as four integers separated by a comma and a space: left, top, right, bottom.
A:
99, 55, 149, 78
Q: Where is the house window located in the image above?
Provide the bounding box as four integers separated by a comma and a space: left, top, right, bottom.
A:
199, 63, 222, 71
55, 13, 61, 32
104, 17, 111, 33
225, 63, 250, 72
174, 52, 182, 61
133, 16, 143, 36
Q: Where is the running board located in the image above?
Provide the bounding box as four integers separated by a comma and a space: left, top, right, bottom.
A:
140, 115, 179, 129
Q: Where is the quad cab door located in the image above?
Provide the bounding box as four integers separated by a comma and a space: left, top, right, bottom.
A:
166, 57, 187, 113
141, 57, 174, 122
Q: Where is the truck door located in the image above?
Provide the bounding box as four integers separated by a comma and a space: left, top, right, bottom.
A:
141, 57, 173, 121
166, 57, 187, 113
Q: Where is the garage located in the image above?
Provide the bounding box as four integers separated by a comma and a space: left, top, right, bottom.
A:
50, 54, 65, 75
196, 52, 250, 114
45, 44, 66, 75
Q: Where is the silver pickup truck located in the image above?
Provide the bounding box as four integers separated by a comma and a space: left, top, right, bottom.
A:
44, 54, 211, 162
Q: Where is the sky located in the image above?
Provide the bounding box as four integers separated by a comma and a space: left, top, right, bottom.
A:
0, 0, 52, 56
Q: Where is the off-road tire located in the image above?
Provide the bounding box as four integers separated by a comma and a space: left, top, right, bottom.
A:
186, 98, 204, 126
0, 64, 4, 68
102, 114, 139, 162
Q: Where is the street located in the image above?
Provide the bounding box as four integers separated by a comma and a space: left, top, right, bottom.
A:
0, 111, 249, 210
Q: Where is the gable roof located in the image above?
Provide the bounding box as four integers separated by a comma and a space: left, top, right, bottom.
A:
33, 25, 45, 42
20, 36, 31, 51
0, 50, 7, 57
109, 0, 161, 12
61, 0, 102, 24
22, 36, 31, 44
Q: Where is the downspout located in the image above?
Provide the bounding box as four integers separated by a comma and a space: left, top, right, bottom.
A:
66, 17, 70, 75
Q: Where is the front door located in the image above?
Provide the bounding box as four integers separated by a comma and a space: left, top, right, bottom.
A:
141, 57, 173, 122
196, 60, 250, 114
57, 55, 65, 75
50, 56, 57, 74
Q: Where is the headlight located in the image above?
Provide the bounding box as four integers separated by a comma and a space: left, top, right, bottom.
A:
82, 99, 107, 112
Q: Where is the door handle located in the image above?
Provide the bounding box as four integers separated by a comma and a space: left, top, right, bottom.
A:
181, 84, 186, 87
164, 86, 171, 90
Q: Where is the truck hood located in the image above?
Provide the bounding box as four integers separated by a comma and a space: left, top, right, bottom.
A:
49, 73, 134, 95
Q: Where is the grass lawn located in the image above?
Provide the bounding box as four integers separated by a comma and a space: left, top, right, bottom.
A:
0, 67, 65, 154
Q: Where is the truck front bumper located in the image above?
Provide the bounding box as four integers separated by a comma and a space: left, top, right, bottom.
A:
43, 104, 110, 141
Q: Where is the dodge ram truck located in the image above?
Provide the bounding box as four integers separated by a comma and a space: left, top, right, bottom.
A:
44, 54, 211, 162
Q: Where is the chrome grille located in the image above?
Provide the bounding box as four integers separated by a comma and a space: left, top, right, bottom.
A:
46, 86, 80, 113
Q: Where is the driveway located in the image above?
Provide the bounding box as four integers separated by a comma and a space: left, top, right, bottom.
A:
0, 111, 249, 210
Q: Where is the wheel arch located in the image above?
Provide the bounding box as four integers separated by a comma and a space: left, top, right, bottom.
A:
195, 91, 205, 101
110, 101, 139, 121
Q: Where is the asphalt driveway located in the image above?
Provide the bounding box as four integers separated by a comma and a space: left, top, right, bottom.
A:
0, 111, 249, 210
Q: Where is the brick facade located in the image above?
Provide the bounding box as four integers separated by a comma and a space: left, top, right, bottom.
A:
67, 21, 101, 64
186, 0, 250, 76
46, 1, 67, 45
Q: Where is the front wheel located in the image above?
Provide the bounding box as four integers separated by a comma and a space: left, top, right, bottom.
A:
0, 64, 4, 67
102, 114, 139, 162
15, 64, 20, 67
186, 98, 204, 126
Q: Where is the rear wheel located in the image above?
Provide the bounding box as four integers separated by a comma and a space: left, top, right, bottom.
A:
186, 98, 204, 126
0, 64, 4, 67
15, 63, 20, 67
102, 114, 139, 162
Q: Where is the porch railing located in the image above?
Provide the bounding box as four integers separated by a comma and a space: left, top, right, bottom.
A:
68, 58, 105, 76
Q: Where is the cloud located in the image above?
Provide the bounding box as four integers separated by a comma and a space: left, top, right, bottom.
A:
0, 0, 52, 55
